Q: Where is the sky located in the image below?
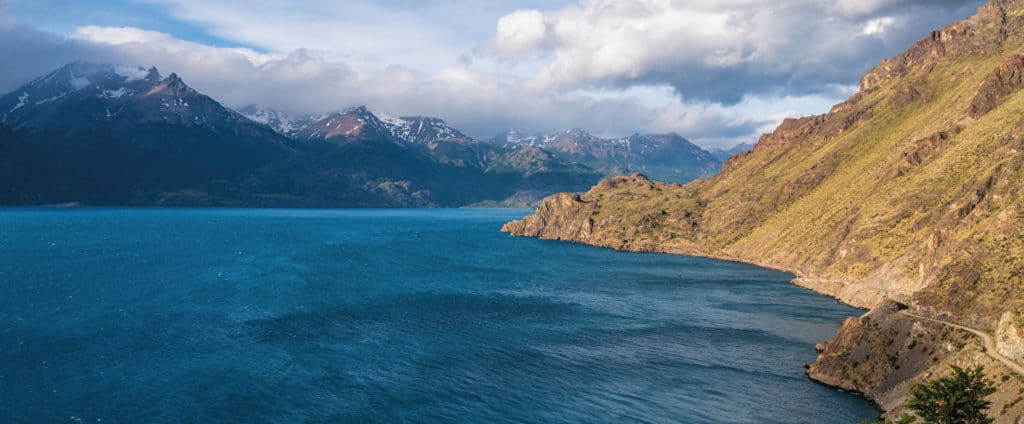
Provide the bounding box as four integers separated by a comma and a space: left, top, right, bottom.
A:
0, 0, 986, 148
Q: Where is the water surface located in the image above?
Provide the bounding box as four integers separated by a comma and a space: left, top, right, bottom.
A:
0, 208, 878, 423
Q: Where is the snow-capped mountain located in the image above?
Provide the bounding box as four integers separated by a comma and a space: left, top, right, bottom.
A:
1, 63, 160, 125
242, 104, 477, 146
243, 105, 498, 168
288, 106, 389, 141
0, 62, 722, 207
0, 62, 272, 135
235, 105, 325, 137
0, 63, 608, 207
488, 128, 722, 183
490, 130, 556, 149
382, 114, 476, 145
0, 62, 294, 205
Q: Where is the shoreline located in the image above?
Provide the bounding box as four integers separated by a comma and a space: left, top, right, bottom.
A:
512, 234, 886, 417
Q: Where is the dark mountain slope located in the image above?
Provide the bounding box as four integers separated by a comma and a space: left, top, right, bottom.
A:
0, 63, 291, 204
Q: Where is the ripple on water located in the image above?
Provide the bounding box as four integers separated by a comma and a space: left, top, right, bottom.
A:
0, 208, 879, 423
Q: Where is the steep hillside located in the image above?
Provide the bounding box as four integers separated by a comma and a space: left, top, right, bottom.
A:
0, 63, 292, 205
503, 0, 1024, 420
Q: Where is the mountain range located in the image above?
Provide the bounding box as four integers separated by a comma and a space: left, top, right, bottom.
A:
503, 0, 1024, 420
0, 63, 737, 207
707, 143, 754, 162
487, 128, 722, 183
240, 105, 729, 184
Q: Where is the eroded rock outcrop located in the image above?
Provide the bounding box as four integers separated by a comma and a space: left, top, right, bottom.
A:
808, 302, 962, 412
860, 0, 1024, 92
997, 312, 1024, 364
969, 54, 1024, 118
501, 192, 596, 241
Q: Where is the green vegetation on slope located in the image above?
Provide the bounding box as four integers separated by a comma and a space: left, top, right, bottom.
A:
907, 366, 997, 424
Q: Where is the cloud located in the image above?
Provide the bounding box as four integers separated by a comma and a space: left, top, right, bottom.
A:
0, 0, 987, 149
139, 0, 499, 71
489, 0, 984, 104
0, 20, 789, 148
493, 10, 549, 55
70, 25, 279, 66
862, 17, 897, 35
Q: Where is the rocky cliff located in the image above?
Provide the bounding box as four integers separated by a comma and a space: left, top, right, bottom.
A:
998, 312, 1024, 364
503, 0, 1024, 420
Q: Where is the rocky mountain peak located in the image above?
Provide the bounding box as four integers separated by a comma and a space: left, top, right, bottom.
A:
145, 73, 196, 97
564, 127, 594, 138
388, 114, 473, 145
340, 105, 378, 121
3, 63, 161, 115
860, 0, 1024, 92
1, 62, 174, 126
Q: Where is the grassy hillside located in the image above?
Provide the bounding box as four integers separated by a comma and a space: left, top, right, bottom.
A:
504, 0, 1024, 419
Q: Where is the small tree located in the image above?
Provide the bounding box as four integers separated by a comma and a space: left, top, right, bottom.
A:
905, 365, 997, 424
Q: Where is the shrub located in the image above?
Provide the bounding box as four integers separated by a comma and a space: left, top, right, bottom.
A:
905, 365, 997, 424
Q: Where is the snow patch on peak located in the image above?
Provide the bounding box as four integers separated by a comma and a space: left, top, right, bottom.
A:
375, 111, 407, 128
35, 94, 66, 105
237, 105, 316, 136
69, 76, 91, 90
100, 88, 130, 99
239, 105, 282, 125
341, 105, 371, 115
11, 92, 28, 112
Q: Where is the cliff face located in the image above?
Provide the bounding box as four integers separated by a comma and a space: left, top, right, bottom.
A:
504, 0, 1024, 420
998, 312, 1024, 363
501, 192, 597, 241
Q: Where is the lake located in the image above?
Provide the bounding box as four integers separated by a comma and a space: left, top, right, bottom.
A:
0, 208, 878, 423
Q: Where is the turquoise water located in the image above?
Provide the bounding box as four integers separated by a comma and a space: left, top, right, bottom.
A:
0, 208, 878, 423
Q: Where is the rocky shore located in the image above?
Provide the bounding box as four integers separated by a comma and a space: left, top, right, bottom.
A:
502, 181, 1024, 420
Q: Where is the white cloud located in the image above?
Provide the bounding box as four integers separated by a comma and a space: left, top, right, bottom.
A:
139, 0, 496, 72
70, 25, 166, 45
489, 0, 982, 103
70, 25, 280, 66
862, 16, 897, 35
0, 19, 801, 148
494, 10, 549, 55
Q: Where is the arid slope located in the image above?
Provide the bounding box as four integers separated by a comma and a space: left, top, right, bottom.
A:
504, 0, 1024, 419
